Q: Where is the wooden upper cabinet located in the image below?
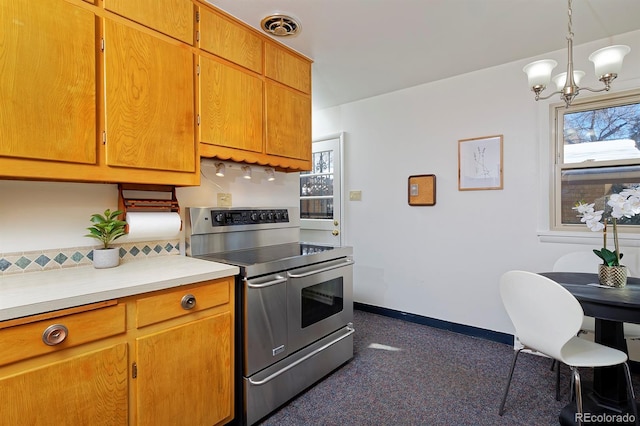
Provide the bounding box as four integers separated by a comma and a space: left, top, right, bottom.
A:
264, 81, 311, 160
264, 43, 311, 94
104, 19, 196, 173
200, 56, 263, 153
199, 7, 263, 74
104, 0, 194, 44
0, 0, 96, 165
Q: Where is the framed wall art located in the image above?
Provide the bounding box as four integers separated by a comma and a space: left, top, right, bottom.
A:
408, 174, 436, 206
458, 135, 503, 191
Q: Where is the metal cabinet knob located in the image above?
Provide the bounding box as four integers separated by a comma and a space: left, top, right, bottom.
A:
332, 230, 339, 236
181, 294, 197, 310
42, 324, 69, 346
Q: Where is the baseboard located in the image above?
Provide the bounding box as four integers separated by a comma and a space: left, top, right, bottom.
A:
354, 302, 513, 346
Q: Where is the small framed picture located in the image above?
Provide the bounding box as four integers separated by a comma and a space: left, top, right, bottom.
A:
408, 174, 436, 206
458, 135, 503, 191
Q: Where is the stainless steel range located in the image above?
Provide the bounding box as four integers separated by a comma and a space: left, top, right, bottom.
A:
186, 207, 354, 426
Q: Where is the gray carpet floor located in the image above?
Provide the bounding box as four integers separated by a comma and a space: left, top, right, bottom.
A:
257, 309, 638, 426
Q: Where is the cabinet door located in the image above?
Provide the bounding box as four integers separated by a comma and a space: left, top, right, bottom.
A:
104, 19, 196, 173
264, 81, 312, 161
0, 343, 128, 425
104, 0, 194, 44
199, 8, 263, 74
135, 313, 233, 426
0, 0, 96, 164
200, 56, 263, 153
264, 43, 311, 94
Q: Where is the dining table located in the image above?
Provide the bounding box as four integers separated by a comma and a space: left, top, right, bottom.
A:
540, 272, 640, 425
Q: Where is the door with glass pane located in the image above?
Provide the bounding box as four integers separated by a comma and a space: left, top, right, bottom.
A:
300, 135, 342, 245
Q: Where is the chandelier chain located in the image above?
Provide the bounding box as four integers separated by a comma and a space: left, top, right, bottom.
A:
567, 0, 573, 41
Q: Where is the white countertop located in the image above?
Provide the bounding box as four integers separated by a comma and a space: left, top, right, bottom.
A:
0, 256, 239, 321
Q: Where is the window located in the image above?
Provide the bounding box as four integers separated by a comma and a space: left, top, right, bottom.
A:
552, 90, 640, 231
300, 149, 334, 219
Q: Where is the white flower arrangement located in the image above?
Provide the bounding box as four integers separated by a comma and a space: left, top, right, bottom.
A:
573, 185, 640, 266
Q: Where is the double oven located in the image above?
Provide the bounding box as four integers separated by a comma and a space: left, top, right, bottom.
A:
186, 207, 354, 425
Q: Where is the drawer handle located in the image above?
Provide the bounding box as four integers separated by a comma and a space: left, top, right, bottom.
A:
181, 294, 197, 310
42, 324, 69, 346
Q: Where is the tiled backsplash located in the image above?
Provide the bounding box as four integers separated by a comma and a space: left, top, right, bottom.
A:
0, 240, 180, 275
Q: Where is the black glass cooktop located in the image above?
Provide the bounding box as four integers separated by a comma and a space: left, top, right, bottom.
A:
195, 242, 351, 277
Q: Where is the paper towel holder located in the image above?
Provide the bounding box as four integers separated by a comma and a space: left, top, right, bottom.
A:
117, 184, 181, 233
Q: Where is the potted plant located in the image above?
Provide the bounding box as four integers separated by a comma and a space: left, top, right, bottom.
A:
573, 185, 640, 287
86, 208, 127, 269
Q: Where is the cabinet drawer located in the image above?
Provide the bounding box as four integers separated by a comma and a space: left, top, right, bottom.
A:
0, 304, 126, 367
264, 43, 311, 94
136, 279, 231, 328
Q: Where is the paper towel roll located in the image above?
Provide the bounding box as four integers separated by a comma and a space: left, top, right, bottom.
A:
125, 212, 181, 241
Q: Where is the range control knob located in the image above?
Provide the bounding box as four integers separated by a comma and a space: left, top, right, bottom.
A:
214, 213, 224, 223
259, 212, 267, 221
250, 212, 259, 221
282, 211, 289, 221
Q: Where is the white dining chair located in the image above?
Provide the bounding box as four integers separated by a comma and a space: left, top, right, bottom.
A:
498, 270, 637, 424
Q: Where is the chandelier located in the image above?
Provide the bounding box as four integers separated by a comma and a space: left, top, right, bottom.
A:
522, 0, 630, 107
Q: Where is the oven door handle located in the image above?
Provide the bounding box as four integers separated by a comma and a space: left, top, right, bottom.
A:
286, 259, 353, 278
248, 324, 355, 386
245, 276, 287, 288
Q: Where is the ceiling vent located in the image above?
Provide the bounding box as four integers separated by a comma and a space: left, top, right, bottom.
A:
261, 14, 300, 37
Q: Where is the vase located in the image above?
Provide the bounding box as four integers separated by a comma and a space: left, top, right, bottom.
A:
598, 264, 627, 288
92, 247, 120, 269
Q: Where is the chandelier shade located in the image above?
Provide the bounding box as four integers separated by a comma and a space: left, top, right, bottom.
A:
553, 71, 585, 91
588, 45, 631, 78
523, 59, 558, 89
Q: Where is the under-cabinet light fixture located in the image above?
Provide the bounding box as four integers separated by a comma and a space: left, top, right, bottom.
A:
265, 167, 276, 181
214, 162, 225, 177
242, 166, 252, 180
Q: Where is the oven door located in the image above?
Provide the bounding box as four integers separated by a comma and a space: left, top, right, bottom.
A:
244, 273, 289, 377
287, 257, 354, 352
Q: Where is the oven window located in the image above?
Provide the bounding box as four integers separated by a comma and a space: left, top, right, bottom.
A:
301, 278, 343, 328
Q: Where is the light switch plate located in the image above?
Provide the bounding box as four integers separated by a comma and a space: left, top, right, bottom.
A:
217, 193, 232, 207
349, 190, 362, 201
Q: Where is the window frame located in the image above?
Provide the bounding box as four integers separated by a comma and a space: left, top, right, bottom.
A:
551, 88, 640, 234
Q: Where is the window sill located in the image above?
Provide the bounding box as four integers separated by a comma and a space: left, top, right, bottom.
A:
538, 230, 640, 247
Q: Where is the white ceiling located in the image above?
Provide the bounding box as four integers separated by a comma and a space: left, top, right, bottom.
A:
206, 0, 640, 111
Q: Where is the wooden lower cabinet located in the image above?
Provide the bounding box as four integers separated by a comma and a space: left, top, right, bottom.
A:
1, 343, 129, 425
131, 277, 234, 426
0, 303, 129, 425
0, 277, 235, 426
135, 313, 233, 426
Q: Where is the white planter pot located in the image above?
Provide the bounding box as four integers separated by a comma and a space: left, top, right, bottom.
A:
92, 247, 120, 269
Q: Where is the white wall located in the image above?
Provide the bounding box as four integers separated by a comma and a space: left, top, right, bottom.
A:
0, 161, 299, 253
313, 29, 640, 335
